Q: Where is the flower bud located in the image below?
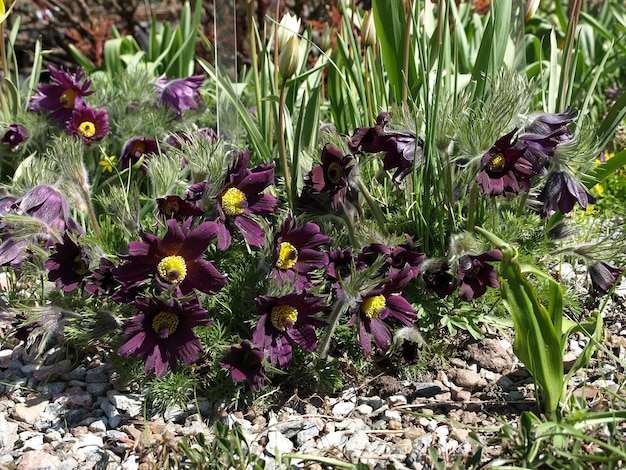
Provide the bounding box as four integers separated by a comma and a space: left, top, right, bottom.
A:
277, 12, 301, 51
320, 23, 333, 53
361, 10, 376, 48
279, 36, 300, 79
525, 0, 539, 22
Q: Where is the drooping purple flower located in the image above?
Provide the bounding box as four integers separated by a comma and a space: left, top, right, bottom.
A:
113, 218, 226, 296
457, 249, 502, 301
156, 195, 203, 222
45, 233, 91, 292
118, 296, 211, 378
378, 132, 424, 183
118, 136, 159, 170
347, 284, 417, 356
215, 149, 278, 250
66, 102, 110, 145
85, 257, 119, 295
304, 144, 355, 211
268, 215, 331, 291
29, 66, 93, 127
539, 171, 595, 217
476, 129, 536, 196
220, 340, 266, 392
155, 75, 205, 119
422, 261, 457, 298
349, 112, 391, 153
358, 236, 425, 282
588, 262, 624, 297
252, 292, 327, 369
326, 247, 356, 296
1, 124, 29, 150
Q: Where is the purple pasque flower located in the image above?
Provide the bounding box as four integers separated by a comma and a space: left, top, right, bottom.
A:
215, 149, 279, 250
539, 170, 595, 217
118, 296, 211, 378
156, 195, 203, 222
457, 249, 502, 301
29, 66, 93, 127
348, 283, 417, 356
155, 75, 205, 119
118, 136, 159, 170
2, 124, 29, 150
349, 112, 391, 153
45, 232, 91, 292
85, 257, 119, 295
66, 102, 110, 145
476, 129, 536, 196
268, 215, 331, 291
422, 261, 457, 298
113, 218, 226, 296
378, 132, 424, 183
358, 236, 425, 281
252, 291, 327, 369
326, 247, 357, 295
220, 340, 266, 392
588, 261, 624, 297
305, 144, 355, 211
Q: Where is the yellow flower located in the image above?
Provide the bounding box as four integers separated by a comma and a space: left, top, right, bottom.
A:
0, 0, 15, 24
99, 155, 116, 173
593, 184, 605, 196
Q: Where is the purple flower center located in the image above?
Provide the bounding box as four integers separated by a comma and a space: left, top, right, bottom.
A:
270, 305, 298, 331
327, 162, 344, 184
157, 255, 187, 283
486, 153, 505, 173
78, 121, 96, 138
276, 242, 298, 270
361, 295, 386, 319
152, 310, 180, 336
221, 188, 247, 216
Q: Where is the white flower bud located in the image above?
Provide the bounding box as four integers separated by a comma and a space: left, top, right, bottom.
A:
277, 12, 301, 51
279, 36, 300, 79
361, 10, 376, 48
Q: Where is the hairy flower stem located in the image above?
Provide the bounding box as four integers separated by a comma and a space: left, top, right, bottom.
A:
467, 182, 478, 232
246, 0, 262, 120
79, 182, 103, 241
364, 49, 374, 126
318, 293, 352, 359
278, 82, 293, 209
0, 23, 9, 121
355, 177, 387, 234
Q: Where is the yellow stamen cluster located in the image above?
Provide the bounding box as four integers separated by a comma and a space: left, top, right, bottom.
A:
276, 242, 298, 270
60, 89, 77, 109
152, 310, 180, 335
78, 121, 96, 138
361, 295, 386, 319
73, 255, 88, 276
486, 153, 505, 173
221, 188, 247, 216
270, 305, 298, 331
327, 162, 344, 184
157, 255, 187, 284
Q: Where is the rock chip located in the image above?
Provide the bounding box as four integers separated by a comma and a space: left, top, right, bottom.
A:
466, 339, 513, 372
447, 368, 487, 390
14, 397, 49, 425
17, 450, 61, 470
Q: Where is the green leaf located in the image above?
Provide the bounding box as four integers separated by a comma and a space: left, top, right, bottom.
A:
581, 148, 626, 188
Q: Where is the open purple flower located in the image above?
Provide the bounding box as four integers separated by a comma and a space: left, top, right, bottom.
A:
379, 132, 424, 183
588, 262, 624, 297
539, 170, 595, 217
2, 124, 29, 150
422, 261, 457, 298
29, 66, 93, 127
85, 257, 119, 295
67, 102, 110, 145
45, 233, 91, 292
156, 75, 205, 119
349, 112, 390, 153
268, 216, 331, 291
113, 218, 226, 296
118, 136, 159, 170
156, 195, 203, 222
252, 292, 327, 368
216, 149, 278, 250
220, 340, 266, 392
118, 296, 211, 378
457, 249, 502, 300
348, 284, 417, 356
305, 144, 354, 211
476, 130, 535, 196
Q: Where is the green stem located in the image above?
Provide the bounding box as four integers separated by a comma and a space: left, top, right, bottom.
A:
364, 47, 374, 125
278, 82, 293, 209
355, 177, 387, 234
246, 0, 262, 117
467, 181, 478, 231
516, 190, 529, 218
318, 293, 352, 359
79, 182, 103, 241
0, 23, 9, 121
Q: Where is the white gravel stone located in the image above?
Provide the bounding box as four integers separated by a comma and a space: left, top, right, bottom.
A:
355, 404, 373, 415
344, 430, 369, 454
318, 430, 347, 448
266, 429, 294, 456
332, 400, 355, 417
